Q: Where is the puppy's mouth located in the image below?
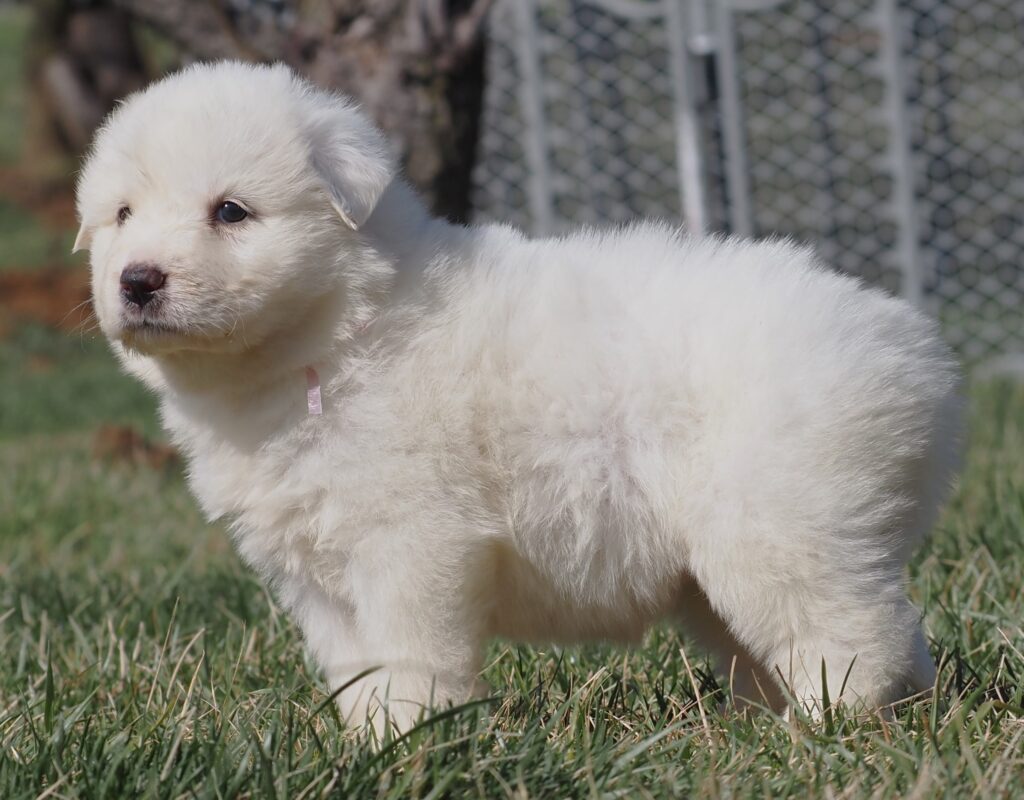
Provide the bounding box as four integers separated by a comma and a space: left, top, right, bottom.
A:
115, 305, 194, 350
115, 307, 238, 355
122, 319, 183, 335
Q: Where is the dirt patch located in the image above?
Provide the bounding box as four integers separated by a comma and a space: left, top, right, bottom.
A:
93, 424, 181, 471
0, 267, 93, 337
0, 166, 77, 230
26, 353, 56, 373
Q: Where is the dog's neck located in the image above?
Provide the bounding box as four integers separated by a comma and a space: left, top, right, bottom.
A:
129, 181, 460, 452
130, 285, 358, 451
361, 180, 443, 272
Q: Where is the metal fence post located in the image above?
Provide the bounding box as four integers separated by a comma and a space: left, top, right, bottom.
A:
713, 1, 754, 237
878, 0, 924, 308
665, 0, 709, 235
512, 0, 555, 237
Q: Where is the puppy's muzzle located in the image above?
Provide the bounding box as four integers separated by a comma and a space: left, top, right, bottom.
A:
120, 264, 167, 309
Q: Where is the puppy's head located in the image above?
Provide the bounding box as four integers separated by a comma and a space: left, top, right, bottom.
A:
76, 61, 394, 356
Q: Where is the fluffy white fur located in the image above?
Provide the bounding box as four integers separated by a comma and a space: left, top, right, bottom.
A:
77, 62, 962, 733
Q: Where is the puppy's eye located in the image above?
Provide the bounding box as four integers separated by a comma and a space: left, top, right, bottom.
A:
117, 206, 132, 226
216, 201, 248, 224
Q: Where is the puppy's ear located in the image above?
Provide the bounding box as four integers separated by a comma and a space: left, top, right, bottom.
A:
72, 222, 93, 253
304, 95, 395, 231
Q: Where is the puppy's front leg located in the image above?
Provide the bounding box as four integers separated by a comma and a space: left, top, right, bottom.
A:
280, 538, 486, 737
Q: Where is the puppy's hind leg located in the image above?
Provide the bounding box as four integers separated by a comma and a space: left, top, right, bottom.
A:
686, 531, 935, 719
675, 579, 786, 713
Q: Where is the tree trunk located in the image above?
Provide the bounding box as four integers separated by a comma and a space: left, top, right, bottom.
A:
23, 0, 148, 184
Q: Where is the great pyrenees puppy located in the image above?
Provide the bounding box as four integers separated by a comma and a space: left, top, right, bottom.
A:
76, 61, 961, 733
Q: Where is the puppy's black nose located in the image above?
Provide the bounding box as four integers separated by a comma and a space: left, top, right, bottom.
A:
120, 264, 166, 308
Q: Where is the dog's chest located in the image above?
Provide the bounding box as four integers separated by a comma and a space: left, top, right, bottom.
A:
179, 408, 445, 580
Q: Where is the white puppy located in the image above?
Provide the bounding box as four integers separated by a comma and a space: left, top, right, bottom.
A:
76, 61, 961, 733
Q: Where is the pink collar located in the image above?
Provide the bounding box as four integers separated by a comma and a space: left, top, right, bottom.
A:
304, 366, 323, 416
304, 318, 375, 416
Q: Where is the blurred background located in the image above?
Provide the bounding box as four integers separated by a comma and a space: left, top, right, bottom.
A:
0, 0, 1022, 369
477, 0, 1024, 372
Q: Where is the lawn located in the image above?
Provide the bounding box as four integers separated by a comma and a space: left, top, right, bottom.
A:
1, 6, 1023, 798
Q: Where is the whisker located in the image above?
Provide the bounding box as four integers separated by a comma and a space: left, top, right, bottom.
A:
68, 307, 101, 338
58, 297, 95, 328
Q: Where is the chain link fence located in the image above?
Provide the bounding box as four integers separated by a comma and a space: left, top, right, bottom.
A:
471, 0, 1024, 373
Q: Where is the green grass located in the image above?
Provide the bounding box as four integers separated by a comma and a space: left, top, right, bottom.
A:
0, 6, 76, 273
0, 200, 77, 271
0, 325, 158, 440
0, 6, 28, 165
0, 1, 77, 274
1, 323, 1023, 798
